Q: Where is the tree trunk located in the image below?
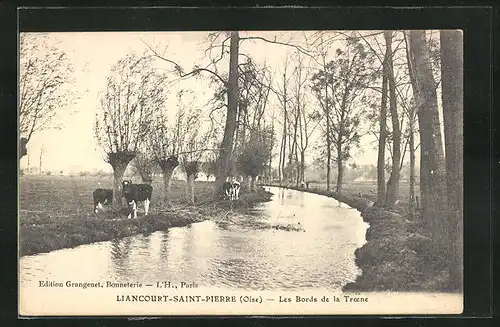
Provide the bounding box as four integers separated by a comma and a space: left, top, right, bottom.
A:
278, 131, 284, 182
268, 150, 272, 181
377, 47, 389, 205
336, 162, 343, 194
300, 150, 306, 183
385, 31, 402, 206
325, 102, 331, 191
162, 168, 175, 203
186, 173, 195, 204
409, 30, 448, 247
336, 143, 343, 194
245, 175, 252, 191
440, 29, 464, 291
409, 105, 416, 217
39, 145, 44, 174
250, 176, 256, 192
404, 31, 418, 218
109, 156, 135, 210
159, 156, 179, 205
214, 31, 239, 196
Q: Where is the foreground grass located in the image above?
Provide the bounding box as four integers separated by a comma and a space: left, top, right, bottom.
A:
262, 182, 453, 292
20, 175, 272, 257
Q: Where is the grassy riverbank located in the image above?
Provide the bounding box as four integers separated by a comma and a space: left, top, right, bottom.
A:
19, 175, 272, 257
261, 183, 452, 292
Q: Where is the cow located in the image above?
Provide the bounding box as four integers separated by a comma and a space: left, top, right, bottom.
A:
122, 180, 153, 219
231, 178, 241, 200
222, 181, 233, 200
93, 188, 113, 213
222, 177, 241, 201
19, 137, 28, 160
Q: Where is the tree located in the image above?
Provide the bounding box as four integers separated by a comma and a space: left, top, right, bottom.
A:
403, 31, 419, 216
409, 31, 448, 250
384, 31, 403, 206
39, 144, 45, 174
287, 50, 319, 185
377, 37, 389, 205
19, 33, 76, 158
312, 38, 377, 194
146, 31, 319, 196
147, 104, 179, 205
275, 57, 292, 184
312, 38, 333, 190
440, 29, 464, 291
94, 52, 168, 209
213, 31, 240, 194
236, 127, 273, 192
177, 106, 210, 204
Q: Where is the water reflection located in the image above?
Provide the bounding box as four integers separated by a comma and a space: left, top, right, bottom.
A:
159, 230, 171, 261
20, 187, 368, 292
110, 237, 133, 278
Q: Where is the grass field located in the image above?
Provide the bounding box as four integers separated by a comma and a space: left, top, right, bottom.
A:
20, 175, 218, 226
19, 175, 271, 256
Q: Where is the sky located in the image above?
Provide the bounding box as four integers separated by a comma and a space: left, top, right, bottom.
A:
19, 31, 419, 175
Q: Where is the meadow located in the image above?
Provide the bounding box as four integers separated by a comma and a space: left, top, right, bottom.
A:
20, 175, 217, 225
19, 174, 271, 256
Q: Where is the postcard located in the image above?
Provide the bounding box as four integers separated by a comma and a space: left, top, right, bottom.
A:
18, 29, 464, 316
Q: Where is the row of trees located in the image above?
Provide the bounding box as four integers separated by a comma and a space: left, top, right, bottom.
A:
93, 42, 276, 207
300, 30, 463, 290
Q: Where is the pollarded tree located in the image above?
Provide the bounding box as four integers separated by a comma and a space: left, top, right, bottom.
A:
19, 33, 77, 159
94, 52, 169, 209
147, 108, 179, 205
174, 95, 211, 204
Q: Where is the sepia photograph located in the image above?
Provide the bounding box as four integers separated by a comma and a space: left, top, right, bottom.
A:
18, 29, 464, 316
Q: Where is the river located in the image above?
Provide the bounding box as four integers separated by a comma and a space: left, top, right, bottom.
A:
20, 187, 466, 316
20, 186, 368, 291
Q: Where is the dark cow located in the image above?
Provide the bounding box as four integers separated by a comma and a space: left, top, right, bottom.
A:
93, 188, 113, 213
222, 181, 233, 200
122, 180, 153, 219
19, 137, 28, 160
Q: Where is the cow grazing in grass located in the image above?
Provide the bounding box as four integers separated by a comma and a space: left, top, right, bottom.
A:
93, 188, 113, 213
222, 177, 241, 201
122, 180, 153, 219
231, 179, 241, 200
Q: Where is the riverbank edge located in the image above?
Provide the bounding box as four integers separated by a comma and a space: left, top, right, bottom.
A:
19, 188, 273, 257
260, 183, 451, 292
